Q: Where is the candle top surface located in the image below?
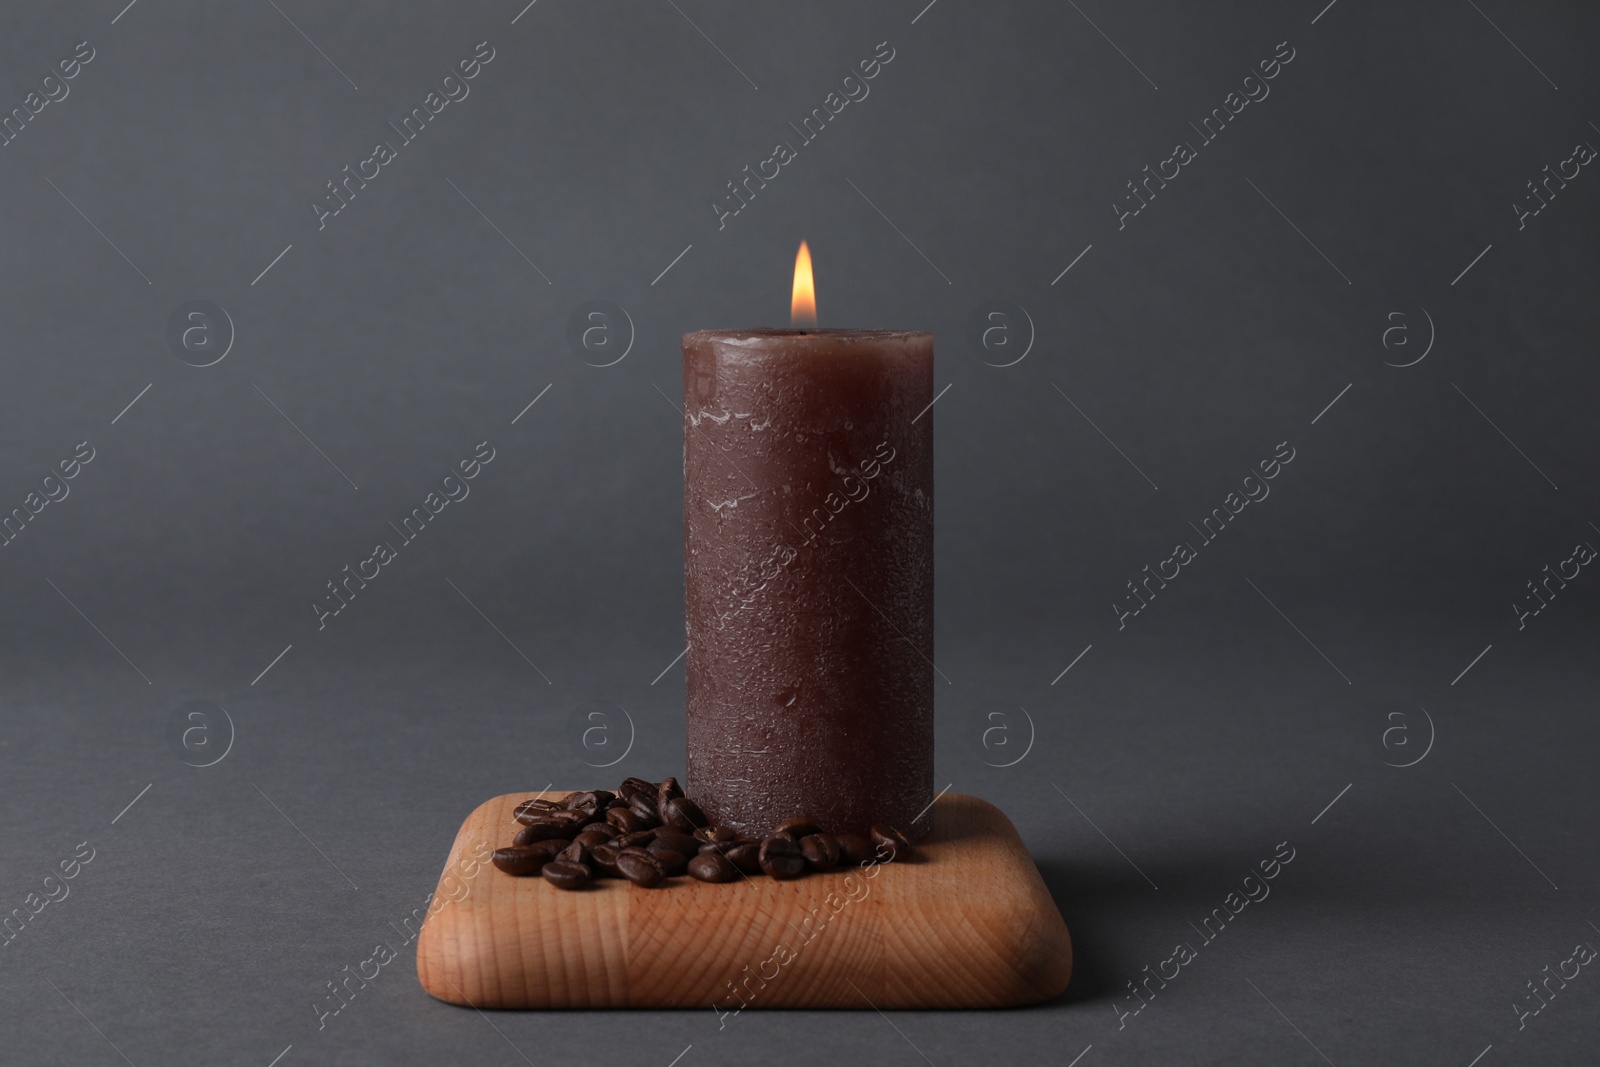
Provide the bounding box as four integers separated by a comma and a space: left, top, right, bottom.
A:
685, 328, 928, 344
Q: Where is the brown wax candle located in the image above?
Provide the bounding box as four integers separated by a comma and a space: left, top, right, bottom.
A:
681, 328, 934, 839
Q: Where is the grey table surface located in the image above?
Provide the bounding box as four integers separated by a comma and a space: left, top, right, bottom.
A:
1, 1, 1597, 1064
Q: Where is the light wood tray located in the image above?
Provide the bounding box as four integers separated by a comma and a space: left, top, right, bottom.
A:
415, 791, 1072, 1009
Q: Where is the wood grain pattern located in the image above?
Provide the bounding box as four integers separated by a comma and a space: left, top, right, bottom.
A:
415, 792, 1072, 1009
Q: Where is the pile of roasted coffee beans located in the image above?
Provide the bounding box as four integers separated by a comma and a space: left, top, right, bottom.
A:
490, 776, 915, 890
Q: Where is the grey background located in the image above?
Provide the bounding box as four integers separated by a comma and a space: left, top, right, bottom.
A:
1, 0, 1596, 1064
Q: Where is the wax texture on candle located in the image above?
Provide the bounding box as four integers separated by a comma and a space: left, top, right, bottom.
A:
682, 329, 934, 839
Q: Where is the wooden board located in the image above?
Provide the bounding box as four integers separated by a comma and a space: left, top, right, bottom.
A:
415, 792, 1072, 1009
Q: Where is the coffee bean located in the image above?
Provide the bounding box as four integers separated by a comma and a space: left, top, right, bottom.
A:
574, 825, 619, 849
615, 830, 658, 850
616, 849, 665, 888
542, 860, 591, 890
659, 796, 707, 833
526, 838, 571, 860
725, 841, 763, 874
533, 816, 576, 834
627, 789, 661, 820
606, 807, 654, 834
758, 836, 805, 880
835, 832, 876, 865
800, 833, 840, 871
514, 821, 577, 846
657, 776, 684, 802
650, 831, 700, 856
654, 849, 688, 878
688, 851, 739, 883
589, 841, 622, 877
492, 846, 550, 876
870, 825, 914, 861
562, 790, 600, 811
772, 817, 824, 839
513, 798, 561, 825
559, 840, 589, 865
694, 826, 740, 844
526, 808, 587, 832
618, 777, 655, 804
572, 831, 604, 850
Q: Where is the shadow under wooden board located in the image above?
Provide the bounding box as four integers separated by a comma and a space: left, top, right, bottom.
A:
416, 791, 1072, 1009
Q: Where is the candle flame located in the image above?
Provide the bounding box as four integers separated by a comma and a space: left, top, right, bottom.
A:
790, 241, 817, 327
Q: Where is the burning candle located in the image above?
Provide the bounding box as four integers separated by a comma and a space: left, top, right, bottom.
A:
681, 243, 934, 839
